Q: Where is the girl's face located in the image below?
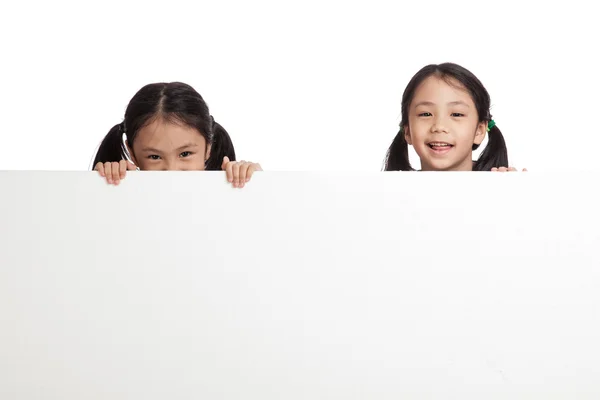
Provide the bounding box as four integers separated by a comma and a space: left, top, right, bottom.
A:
128, 118, 210, 171
404, 75, 487, 171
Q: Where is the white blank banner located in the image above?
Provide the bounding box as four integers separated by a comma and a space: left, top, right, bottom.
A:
1, 172, 599, 399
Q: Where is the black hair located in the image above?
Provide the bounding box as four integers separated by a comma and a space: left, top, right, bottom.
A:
384, 63, 508, 171
92, 82, 235, 170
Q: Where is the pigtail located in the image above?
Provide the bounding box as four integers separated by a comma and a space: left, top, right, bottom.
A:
473, 125, 508, 171
384, 127, 414, 171
91, 123, 129, 168
205, 118, 236, 170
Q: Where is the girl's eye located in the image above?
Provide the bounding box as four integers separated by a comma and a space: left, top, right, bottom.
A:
180, 151, 192, 158
451, 113, 465, 117
148, 155, 160, 160
418, 112, 432, 117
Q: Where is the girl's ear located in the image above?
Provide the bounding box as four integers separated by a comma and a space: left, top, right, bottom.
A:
125, 140, 137, 165
205, 143, 212, 160
403, 125, 413, 145
473, 121, 487, 145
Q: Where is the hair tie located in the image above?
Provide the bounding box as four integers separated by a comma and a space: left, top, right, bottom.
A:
487, 119, 496, 132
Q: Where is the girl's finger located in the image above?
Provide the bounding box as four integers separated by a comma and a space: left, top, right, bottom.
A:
225, 160, 234, 183
221, 156, 230, 172
95, 162, 106, 177
238, 162, 251, 188
111, 162, 121, 184
232, 162, 241, 188
119, 160, 128, 179
104, 162, 113, 184
245, 163, 262, 182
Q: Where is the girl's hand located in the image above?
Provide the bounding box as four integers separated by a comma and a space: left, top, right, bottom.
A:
94, 160, 137, 185
491, 167, 528, 172
221, 156, 262, 188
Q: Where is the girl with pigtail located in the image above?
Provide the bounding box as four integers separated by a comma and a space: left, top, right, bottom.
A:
93, 82, 261, 188
384, 63, 526, 172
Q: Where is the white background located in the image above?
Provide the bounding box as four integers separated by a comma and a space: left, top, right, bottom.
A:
0, 0, 597, 171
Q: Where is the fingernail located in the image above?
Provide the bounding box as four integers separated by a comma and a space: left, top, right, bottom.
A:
246, 178, 250, 182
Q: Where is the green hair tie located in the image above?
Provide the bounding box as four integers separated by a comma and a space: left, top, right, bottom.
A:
487, 119, 496, 132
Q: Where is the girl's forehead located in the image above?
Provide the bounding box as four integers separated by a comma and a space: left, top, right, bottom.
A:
135, 118, 205, 147
412, 75, 473, 104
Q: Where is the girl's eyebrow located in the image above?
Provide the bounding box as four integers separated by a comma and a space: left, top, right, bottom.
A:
141, 143, 199, 153
141, 146, 162, 153
414, 101, 436, 107
175, 143, 199, 151
447, 101, 470, 107
414, 100, 470, 107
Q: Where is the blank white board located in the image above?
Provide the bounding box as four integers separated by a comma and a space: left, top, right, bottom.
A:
1, 171, 599, 399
